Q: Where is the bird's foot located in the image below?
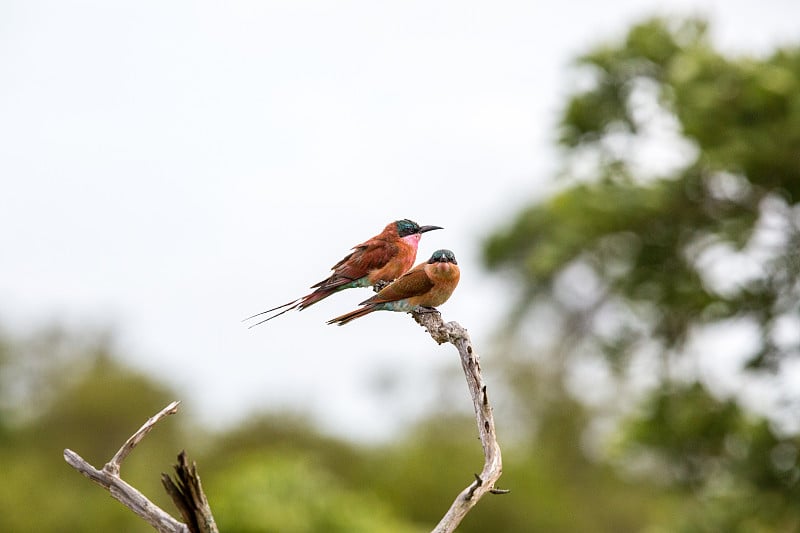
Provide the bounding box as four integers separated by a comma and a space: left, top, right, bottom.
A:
372, 280, 391, 292
412, 305, 439, 314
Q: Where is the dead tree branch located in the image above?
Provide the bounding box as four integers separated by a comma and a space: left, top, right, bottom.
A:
162, 451, 218, 533
63, 401, 217, 533
412, 309, 506, 533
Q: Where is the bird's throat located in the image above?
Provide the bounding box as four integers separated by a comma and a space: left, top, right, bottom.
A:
400, 233, 422, 249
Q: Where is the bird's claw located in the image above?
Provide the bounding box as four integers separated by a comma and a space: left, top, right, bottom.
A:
373, 280, 390, 292
412, 305, 439, 314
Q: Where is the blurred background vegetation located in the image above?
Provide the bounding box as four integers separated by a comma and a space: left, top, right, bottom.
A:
4, 16, 800, 532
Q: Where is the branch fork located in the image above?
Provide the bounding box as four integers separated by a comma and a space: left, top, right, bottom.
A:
63, 400, 217, 533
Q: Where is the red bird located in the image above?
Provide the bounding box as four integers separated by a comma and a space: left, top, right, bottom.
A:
244, 219, 442, 327
327, 249, 460, 326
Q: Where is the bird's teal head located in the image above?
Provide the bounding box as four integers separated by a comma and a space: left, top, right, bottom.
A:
395, 219, 443, 237
428, 249, 457, 264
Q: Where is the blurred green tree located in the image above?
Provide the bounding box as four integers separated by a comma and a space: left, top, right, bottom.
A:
0, 326, 182, 532
0, 327, 427, 532
201, 415, 426, 533
483, 16, 800, 530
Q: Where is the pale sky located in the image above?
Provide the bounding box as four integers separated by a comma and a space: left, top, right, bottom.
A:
2, 0, 799, 441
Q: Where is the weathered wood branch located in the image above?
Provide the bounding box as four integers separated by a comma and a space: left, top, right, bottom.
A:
63, 400, 217, 533
106, 401, 180, 476
412, 309, 506, 533
162, 451, 219, 533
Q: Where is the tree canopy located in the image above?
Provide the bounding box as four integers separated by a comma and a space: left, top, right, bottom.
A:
486, 18, 800, 372
484, 16, 800, 531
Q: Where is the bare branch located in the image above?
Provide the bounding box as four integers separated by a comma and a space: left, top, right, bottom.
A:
106, 400, 181, 476
63, 401, 194, 533
412, 309, 506, 533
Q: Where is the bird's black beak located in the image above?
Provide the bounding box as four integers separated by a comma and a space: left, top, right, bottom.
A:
418, 225, 443, 234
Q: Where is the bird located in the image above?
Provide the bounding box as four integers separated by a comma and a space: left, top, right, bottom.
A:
327, 249, 460, 326
244, 219, 443, 327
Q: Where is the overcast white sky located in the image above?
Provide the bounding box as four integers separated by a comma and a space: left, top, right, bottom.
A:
2, 0, 799, 441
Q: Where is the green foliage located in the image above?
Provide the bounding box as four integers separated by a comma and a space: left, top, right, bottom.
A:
0, 328, 181, 532
484, 15, 800, 530
616, 383, 800, 532
207, 451, 423, 533
622, 383, 743, 486
486, 17, 800, 365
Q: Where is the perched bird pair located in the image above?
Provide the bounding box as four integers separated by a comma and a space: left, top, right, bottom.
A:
244, 219, 460, 327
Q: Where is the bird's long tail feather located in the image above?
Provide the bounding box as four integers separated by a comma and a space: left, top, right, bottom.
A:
326, 305, 377, 326
243, 299, 303, 328
244, 287, 340, 328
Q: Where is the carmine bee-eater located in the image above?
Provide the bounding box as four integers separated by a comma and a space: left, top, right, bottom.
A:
244, 219, 442, 327
327, 249, 460, 326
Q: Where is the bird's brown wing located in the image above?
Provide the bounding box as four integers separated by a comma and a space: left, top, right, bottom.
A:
313, 239, 397, 289
360, 266, 433, 304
